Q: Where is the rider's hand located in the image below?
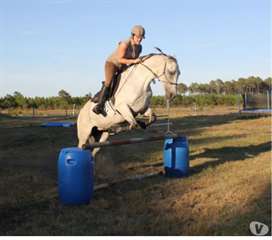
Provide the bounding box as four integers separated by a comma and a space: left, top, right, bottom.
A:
133, 58, 141, 64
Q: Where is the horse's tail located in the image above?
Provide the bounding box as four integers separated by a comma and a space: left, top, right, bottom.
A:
77, 100, 96, 148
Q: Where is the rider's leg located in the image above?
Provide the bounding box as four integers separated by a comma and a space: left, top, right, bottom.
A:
92, 83, 109, 116
93, 61, 118, 116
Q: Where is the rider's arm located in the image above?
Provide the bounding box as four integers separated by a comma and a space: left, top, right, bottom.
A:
137, 45, 142, 57
117, 42, 141, 65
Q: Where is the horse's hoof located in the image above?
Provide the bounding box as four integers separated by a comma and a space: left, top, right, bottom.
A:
129, 123, 137, 130
137, 120, 147, 129
82, 144, 90, 150
151, 113, 157, 123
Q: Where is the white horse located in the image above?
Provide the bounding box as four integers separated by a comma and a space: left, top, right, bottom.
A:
77, 53, 180, 155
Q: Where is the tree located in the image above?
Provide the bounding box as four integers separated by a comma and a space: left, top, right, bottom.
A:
215, 79, 224, 94
189, 82, 201, 94
1, 94, 17, 108
198, 83, 211, 94
236, 78, 247, 94
58, 89, 72, 109
209, 79, 224, 94
177, 83, 188, 95
58, 90, 72, 101
224, 81, 235, 94
13, 91, 27, 108
246, 76, 262, 93
264, 77, 272, 91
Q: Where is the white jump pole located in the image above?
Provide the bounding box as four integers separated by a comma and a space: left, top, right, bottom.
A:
83, 134, 180, 150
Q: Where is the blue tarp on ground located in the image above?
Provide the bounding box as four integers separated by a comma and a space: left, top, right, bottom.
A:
41, 122, 76, 127
241, 109, 272, 114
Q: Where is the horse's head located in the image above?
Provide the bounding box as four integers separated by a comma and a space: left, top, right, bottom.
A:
162, 56, 180, 100
139, 51, 180, 100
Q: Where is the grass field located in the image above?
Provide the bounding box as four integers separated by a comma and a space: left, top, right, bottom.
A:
0, 106, 271, 236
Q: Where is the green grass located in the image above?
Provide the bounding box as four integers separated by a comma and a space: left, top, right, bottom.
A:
0, 107, 271, 235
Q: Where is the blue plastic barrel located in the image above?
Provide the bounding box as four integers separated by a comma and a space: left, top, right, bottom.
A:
163, 136, 189, 177
58, 147, 94, 205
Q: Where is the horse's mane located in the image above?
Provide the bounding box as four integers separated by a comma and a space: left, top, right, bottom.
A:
140, 53, 177, 63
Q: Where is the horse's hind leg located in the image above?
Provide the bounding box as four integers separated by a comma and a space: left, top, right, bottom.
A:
77, 101, 94, 148
78, 127, 92, 148
92, 131, 109, 157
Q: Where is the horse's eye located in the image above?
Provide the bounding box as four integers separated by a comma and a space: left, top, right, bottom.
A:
168, 70, 176, 75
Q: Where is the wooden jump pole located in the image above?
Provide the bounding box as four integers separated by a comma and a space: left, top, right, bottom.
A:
84, 134, 178, 150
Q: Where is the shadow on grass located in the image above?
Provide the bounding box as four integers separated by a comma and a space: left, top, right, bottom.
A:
190, 141, 271, 175
0, 112, 14, 120
97, 142, 271, 194
211, 183, 271, 236
172, 113, 239, 128
94, 137, 271, 201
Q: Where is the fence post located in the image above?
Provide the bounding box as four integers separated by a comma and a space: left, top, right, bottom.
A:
72, 104, 76, 116
267, 90, 271, 109
244, 92, 247, 109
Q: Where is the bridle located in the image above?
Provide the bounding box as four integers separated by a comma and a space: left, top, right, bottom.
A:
114, 52, 178, 99
139, 54, 179, 86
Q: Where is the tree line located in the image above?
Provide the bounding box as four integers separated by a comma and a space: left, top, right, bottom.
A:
0, 90, 89, 110
0, 76, 271, 109
178, 76, 271, 95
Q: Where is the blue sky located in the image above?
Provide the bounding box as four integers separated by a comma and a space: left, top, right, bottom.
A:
0, 0, 270, 97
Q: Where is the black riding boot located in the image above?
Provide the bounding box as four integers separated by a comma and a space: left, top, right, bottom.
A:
92, 84, 109, 116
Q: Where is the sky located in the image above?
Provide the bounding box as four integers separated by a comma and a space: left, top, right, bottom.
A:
0, 0, 271, 97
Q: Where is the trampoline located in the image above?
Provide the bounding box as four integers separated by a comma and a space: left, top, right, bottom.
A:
241, 91, 271, 114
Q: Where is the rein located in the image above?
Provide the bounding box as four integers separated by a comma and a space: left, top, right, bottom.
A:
115, 52, 178, 97
139, 54, 178, 86
140, 61, 166, 80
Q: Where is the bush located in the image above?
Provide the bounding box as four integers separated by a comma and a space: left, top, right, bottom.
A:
151, 94, 241, 107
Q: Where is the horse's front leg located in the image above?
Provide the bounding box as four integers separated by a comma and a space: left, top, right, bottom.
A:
143, 107, 157, 127
115, 104, 139, 130
91, 131, 110, 157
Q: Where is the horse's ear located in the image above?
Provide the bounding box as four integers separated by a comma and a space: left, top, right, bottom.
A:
154, 47, 166, 55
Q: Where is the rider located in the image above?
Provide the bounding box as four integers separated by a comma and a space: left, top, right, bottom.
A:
92, 25, 145, 116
